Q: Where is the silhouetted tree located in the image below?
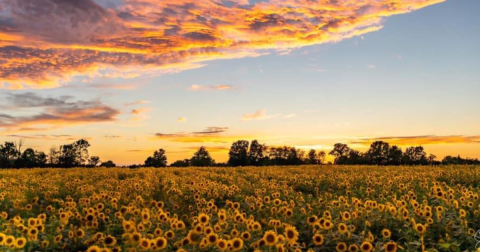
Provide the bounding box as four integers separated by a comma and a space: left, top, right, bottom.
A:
387, 145, 403, 165
307, 149, 319, 164
58, 139, 91, 167
228, 140, 249, 166
144, 149, 167, 167
268, 146, 304, 165
48, 146, 60, 167
88, 156, 101, 167
191, 146, 215, 166
329, 143, 351, 164
101, 160, 116, 167
366, 141, 390, 165
248, 140, 268, 166
318, 151, 326, 164
18, 148, 36, 168
403, 146, 427, 165
170, 159, 191, 167
35, 151, 47, 168
0, 142, 20, 168
442, 155, 480, 165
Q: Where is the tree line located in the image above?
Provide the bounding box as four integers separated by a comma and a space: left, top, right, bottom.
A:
1, 139, 479, 168
0, 139, 116, 168
143, 139, 480, 167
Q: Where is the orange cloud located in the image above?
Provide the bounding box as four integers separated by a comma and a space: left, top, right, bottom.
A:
242, 109, 281, 121
188, 84, 236, 91
0, 0, 444, 88
130, 108, 151, 121
351, 135, 480, 146
152, 127, 255, 143
0, 92, 119, 132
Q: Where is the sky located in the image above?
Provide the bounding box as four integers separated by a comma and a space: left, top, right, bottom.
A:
0, 0, 479, 165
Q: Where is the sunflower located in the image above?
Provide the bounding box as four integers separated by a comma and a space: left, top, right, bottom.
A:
5, 235, 15, 247
86, 245, 102, 252
155, 237, 167, 250
384, 242, 398, 252
198, 213, 210, 224
216, 239, 228, 251
349, 244, 359, 252
76, 228, 85, 238
312, 234, 324, 246
139, 238, 151, 250
360, 241, 373, 252
414, 223, 426, 234
0, 233, 5, 245
284, 226, 299, 243
104, 235, 117, 246
165, 230, 175, 240
231, 238, 243, 251
307, 216, 318, 225
263, 231, 278, 246
131, 232, 141, 244
338, 223, 348, 234
241, 231, 251, 240
381, 229, 391, 239
206, 233, 218, 245
15, 237, 27, 249
336, 242, 347, 252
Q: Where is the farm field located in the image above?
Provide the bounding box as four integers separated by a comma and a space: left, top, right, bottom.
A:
0, 166, 479, 252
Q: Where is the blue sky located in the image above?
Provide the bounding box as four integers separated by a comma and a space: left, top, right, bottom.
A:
0, 0, 479, 164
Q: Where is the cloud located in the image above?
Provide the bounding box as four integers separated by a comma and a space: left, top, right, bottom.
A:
0, 0, 444, 88
4, 134, 81, 141
350, 135, 480, 146
188, 84, 237, 91
153, 127, 248, 143
104, 135, 121, 138
284, 114, 297, 119
124, 100, 151, 106
242, 109, 280, 121
130, 108, 151, 121
178, 117, 187, 122
0, 92, 119, 132
88, 83, 137, 90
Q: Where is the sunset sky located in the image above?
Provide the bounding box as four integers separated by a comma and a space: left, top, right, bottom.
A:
0, 0, 479, 165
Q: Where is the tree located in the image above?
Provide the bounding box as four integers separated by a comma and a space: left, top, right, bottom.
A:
101, 160, 116, 168
49, 146, 60, 167
58, 139, 91, 167
329, 143, 351, 164
307, 149, 319, 164
387, 145, 403, 165
428, 154, 438, 165
144, 149, 168, 167
317, 151, 326, 164
366, 141, 390, 165
403, 146, 427, 165
19, 148, 36, 168
88, 156, 101, 167
191, 146, 215, 166
35, 151, 47, 168
0, 142, 20, 168
268, 146, 304, 165
228, 140, 249, 166
170, 159, 191, 167
248, 140, 267, 166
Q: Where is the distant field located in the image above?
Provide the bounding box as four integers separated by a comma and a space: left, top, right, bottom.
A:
0, 166, 479, 252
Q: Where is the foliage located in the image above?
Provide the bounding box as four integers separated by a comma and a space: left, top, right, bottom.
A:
0, 166, 479, 252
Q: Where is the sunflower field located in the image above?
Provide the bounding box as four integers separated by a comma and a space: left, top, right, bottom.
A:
0, 166, 479, 252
